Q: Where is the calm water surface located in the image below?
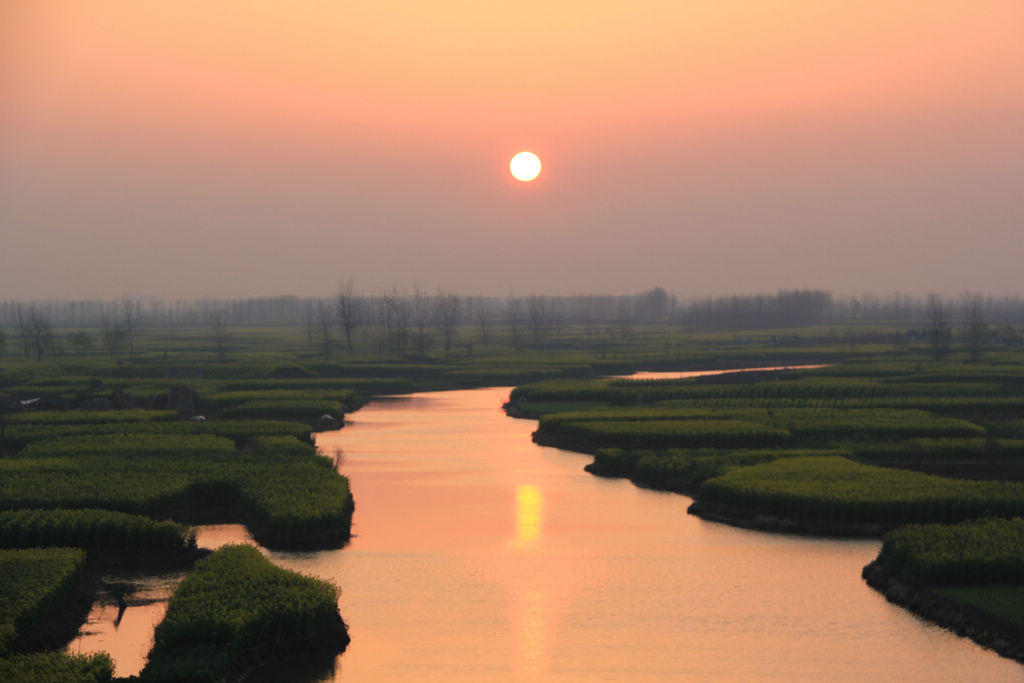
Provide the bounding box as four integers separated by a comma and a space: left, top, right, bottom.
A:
71, 382, 1024, 681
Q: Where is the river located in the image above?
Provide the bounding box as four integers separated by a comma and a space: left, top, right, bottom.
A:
69, 380, 1024, 681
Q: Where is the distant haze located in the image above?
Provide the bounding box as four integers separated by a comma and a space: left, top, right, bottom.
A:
3, 1, 1023, 300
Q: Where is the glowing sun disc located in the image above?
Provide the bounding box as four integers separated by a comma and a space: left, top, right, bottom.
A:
510, 151, 541, 181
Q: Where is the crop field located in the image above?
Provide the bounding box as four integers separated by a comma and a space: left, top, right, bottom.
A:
0, 508, 194, 560
20, 434, 237, 459
872, 517, 1024, 586
589, 447, 851, 493
0, 547, 85, 654
0, 651, 113, 682
698, 456, 1024, 527
554, 419, 791, 449
200, 389, 356, 411
2, 419, 312, 450
0, 452, 351, 549
7, 410, 178, 425
142, 545, 345, 682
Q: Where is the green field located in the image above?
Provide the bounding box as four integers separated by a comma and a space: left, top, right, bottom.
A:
142, 545, 347, 682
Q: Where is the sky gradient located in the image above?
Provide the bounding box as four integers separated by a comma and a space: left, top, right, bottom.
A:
3, 1, 1023, 300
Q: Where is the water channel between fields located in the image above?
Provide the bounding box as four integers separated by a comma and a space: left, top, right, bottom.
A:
68, 371, 1024, 681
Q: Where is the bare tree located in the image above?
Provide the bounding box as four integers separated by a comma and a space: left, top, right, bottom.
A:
18, 307, 56, 359
435, 290, 461, 359
15, 303, 31, 358
616, 298, 634, 342
927, 293, 951, 364
121, 297, 141, 356
507, 296, 524, 352
100, 317, 128, 356
527, 296, 547, 347
317, 300, 334, 359
303, 301, 315, 347
379, 288, 408, 354
411, 287, 432, 355
963, 294, 988, 364
335, 281, 362, 354
211, 309, 230, 362
581, 296, 595, 340
474, 298, 491, 346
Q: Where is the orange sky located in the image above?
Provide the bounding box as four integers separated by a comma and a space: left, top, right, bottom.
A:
3, 1, 1023, 298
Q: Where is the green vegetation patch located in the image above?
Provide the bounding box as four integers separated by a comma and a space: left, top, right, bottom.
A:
875, 517, 1024, 586
8, 410, 177, 425
20, 434, 236, 459
538, 405, 769, 428
631, 448, 851, 493
699, 456, 1024, 527
768, 408, 984, 442
555, 419, 791, 449
218, 377, 412, 393
509, 400, 611, 415
0, 509, 195, 560
0, 652, 113, 683
934, 585, 1024, 630
511, 379, 624, 404
202, 389, 356, 411
0, 547, 85, 654
216, 399, 345, 421
0, 453, 351, 549
856, 438, 1024, 463
142, 545, 346, 682
246, 436, 317, 458
4, 419, 310, 449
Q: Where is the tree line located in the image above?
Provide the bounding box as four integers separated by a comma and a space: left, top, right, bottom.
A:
1, 288, 1022, 361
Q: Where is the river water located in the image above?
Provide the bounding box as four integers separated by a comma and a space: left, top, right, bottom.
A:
69, 381, 1024, 681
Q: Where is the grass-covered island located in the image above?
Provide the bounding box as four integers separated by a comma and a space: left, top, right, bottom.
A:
142, 545, 348, 682
507, 357, 1024, 663
863, 518, 1024, 662
0, 547, 114, 682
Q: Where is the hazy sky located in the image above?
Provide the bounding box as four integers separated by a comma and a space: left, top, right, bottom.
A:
3, 1, 1023, 300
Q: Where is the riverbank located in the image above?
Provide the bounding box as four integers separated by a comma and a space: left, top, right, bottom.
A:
686, 499, 886, 537
862, 561, 1024, 665
529, 425, 890, 536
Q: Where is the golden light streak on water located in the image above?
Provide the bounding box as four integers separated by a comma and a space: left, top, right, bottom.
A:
514, 484, 543, 548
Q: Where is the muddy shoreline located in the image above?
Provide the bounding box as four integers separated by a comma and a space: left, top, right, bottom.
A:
862, 561, 1024, 665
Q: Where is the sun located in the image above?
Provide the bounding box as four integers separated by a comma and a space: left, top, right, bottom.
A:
509, 151, 541, 182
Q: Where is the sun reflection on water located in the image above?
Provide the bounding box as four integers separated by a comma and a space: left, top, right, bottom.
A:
514, 484, 543, 548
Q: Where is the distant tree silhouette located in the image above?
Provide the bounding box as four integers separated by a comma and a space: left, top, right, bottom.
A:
335, 281, 361, 354
963, 295, 988, 364
927, 293, 951, 364
15, 306, 56, 359
507, 297, 524, 352
121, 297, 141, 356
67, 331, 94, 355
210, 309, 230, 362
316, 301, 334, 359
411, 287, 432, 356
435, 290, 460, 359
